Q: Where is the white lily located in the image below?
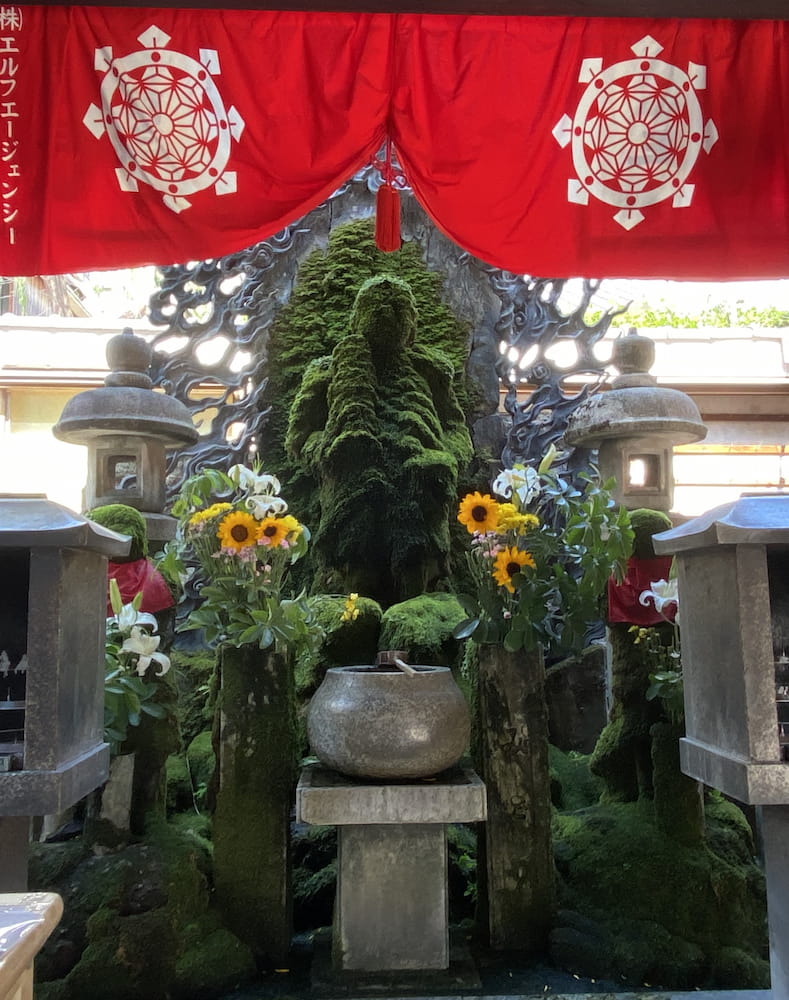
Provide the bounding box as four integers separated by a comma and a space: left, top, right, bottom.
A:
246, 494, 289, 520
122, 626, 171, 677
228, 465, 281, 497
492, 464, 541, 508
639, 578, 680, 622
112, 603, 159, 635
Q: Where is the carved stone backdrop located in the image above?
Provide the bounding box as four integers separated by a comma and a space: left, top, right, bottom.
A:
147, 166, 624, 493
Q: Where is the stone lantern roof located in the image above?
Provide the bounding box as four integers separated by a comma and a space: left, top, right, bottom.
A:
564, 328, 707, 512
565, 328, 706, 450
52, 327, 197, 448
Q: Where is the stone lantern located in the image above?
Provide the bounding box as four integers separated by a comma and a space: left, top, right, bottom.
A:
564, 328, 706, 512
0, 495, 128, 890
654, 494, 789, 996
53, 327, 198, 549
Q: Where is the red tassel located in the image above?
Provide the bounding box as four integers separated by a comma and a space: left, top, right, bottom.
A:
375, 182, 401, 252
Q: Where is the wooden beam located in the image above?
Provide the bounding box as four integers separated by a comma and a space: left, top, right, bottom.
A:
26, 0, 789, 19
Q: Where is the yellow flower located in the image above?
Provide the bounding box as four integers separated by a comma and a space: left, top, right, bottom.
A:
457, 492, 499, 534
496, 503, 540, 535
258, 516, 289, 548
340, 592, 360, 622
492, 547, 536, 593
217, 511, 260, 551
188, 502, 232, 528
279, 514, 303, 540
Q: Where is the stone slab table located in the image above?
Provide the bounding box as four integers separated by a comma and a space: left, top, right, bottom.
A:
0, 892, 63, 1000
296, 763, 486, 975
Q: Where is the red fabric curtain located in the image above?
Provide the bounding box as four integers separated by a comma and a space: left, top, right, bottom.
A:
5, 8, 391, 274
394, 15, 789, 280
3, 8, 789, 278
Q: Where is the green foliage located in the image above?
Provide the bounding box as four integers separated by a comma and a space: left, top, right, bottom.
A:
286, 274, 472, 605
455, 455, 633, 655
588, 299, 789, 329
87, 503, 148, 561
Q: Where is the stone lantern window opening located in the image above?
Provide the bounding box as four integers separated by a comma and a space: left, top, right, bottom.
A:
626, 451, 664, 491
90, 438, 166, 511
104, 453, 138, 493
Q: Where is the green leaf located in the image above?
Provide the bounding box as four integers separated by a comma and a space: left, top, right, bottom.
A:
453, 617, 480, 640
503, 629, 524, 652
141, 702, 168, 719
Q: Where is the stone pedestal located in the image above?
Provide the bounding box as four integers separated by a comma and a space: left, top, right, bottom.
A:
296, 764, 486, 976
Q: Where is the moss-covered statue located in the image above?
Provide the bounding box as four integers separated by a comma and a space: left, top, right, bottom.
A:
591, 507, 704, 844
286, 274, 472, 606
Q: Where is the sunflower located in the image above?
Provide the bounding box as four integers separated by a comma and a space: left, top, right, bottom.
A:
496, 503, 540, 535
258, 516, 290, 548
457, 492, 499, 534
217, 511, 261, 552
492, 546, 536, 593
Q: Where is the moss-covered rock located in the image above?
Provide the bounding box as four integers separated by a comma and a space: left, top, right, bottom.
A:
168, 730, 215, 814
170, 648, 218, 749
295, 595, 383, 698
87, 503, 148, 561
552, 798, 768, 989
30, 819, 255, 999
549, 745, 603, 813
379, 593, 468, 666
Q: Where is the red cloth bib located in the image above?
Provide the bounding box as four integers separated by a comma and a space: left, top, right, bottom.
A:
607, 556, 676, 626
107, 559, 175, 616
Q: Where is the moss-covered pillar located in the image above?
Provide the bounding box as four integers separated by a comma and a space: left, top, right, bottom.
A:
650, 720, 705, 845
212, 645, 296, 965
476, 643, 555, 953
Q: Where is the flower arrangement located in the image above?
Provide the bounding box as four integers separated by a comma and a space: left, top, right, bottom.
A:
455, 448, 633, 652
159, 464, 319, 656
104, 578, 170, 752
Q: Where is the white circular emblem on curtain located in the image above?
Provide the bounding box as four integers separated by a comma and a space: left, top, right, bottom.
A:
552, 35, 718, 230
83, 25, 246, 213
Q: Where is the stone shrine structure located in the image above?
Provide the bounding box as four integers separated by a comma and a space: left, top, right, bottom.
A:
53, 327, 197, 549
565, 327, 706, 513
0, 496, 128, 890
655, 494, 789, 999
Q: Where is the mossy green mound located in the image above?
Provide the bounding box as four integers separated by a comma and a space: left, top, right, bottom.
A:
379, 593, 468, 665
551, 796, 768, 989
629, 507, 673, 559
549, 745, 603, 813
295, 594, 383, 697
31, 819, 254, 1000
87, 503, 148, 561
